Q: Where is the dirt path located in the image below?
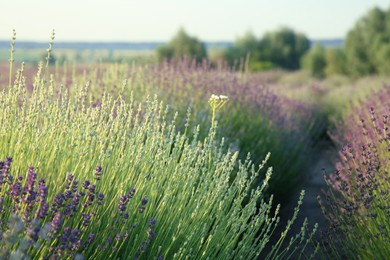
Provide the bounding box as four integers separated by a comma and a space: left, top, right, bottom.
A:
278, 140, 337, 251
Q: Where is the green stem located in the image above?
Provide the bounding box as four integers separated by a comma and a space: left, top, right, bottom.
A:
8, 29, 16, 88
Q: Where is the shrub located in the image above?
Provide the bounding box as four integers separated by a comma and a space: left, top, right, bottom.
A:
301, 43, 327, 78
156, 28, 207, 63
344, 6, 390, 77
324, 48, 346, 76
318, 88, 390, 259
258, 27, 310, 70
222, 27, 310, 71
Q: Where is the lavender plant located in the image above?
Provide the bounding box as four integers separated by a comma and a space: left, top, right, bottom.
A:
0, 158, 155, 259
0, 37, 318, 258
50, 58, 320, 202
318, 88, 390, 259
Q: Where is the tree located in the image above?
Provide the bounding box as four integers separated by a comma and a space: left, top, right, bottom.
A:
301, 43, 327, 78
157, 28, 207, 63
223, 31, 258, 68
324, 48, 347, 76
222, 28, 309, 71
258, 27, 310, 70
344, 7, 390, 77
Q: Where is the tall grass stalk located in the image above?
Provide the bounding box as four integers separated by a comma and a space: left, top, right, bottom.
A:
8, 29, 16, 88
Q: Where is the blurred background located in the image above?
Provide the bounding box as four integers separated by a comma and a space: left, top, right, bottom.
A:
1, 0, 389, 72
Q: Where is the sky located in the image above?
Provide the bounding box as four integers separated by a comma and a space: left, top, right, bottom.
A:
1, 0, 389, 42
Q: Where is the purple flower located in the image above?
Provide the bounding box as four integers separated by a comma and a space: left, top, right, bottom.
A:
82, 180, 90, 189
138, 197, 148, 213
50, 211, 62, 233
27, 169, 37, 189
72, 193, 81, 206
148, 218, 156, 229
10, 181, 21, 200
71, 180, 79, 193
89, 184, 96, 194
118, 195, 128, 212
26, 221, 41, 242
5, 157, 12, 166
87, 232, 95, 244
65, 173, 74, 189
97, 193, 104, 205
38, 183, 47, 201
38, 201, 49, 219
83, 214, 91, 226
0, 197, 3, 213
94, 166, 102, 181
53, 194, 65, 209
64, 190, 73, 200
147, 229, 155, 241
127, 188, 136, 198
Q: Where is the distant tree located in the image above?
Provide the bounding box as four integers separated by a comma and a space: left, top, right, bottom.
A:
344, 7, 390, 77
41, 52, 56, 65
258, 27, 310, 70
223, 31, 258, 67
222, 28, 309, 71
324, 48, 347, 76
157, 28, 207, 63
301, 43, 326, 78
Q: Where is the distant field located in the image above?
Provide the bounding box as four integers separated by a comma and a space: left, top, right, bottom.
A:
0, 48, 156, 63
0, 39, 343, 64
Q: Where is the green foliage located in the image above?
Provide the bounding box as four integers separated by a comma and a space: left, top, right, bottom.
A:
259, 27, 310, 70
344, 6, 390, 77
223, 31, 259, 68
223, 27, 309, 71
324, 48, 347, 76
42, 52, 56, 65
301, 43, 327, 78
156, 28, 207, 63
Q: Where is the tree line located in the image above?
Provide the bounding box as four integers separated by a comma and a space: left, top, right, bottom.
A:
157, 6, 390, 78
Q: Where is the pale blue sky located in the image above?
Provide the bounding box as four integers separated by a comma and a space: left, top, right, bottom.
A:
1, 0, 389, 42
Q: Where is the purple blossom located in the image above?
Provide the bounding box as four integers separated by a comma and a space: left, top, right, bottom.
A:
148, 218, 156, 229
87, 232, 95, 244
82, 180, 90, 189
50, 211, 62, 233
127, 188, 136, 198
88, 184, 96, 193
97, 193, 104, 205
65, 173, 74, 189
94, 166, 102, 181
83, 214, 91, 226
118, 195, 128, 212
38, 202, 49, 219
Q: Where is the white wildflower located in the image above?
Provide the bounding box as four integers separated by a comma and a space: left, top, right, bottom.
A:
209, 94, 220, 101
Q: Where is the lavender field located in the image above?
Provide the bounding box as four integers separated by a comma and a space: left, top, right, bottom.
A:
1, 3, 390, 258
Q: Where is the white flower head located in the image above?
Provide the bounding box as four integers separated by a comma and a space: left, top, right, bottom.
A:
219, 95, 228, 100
209, 94, 220, 101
